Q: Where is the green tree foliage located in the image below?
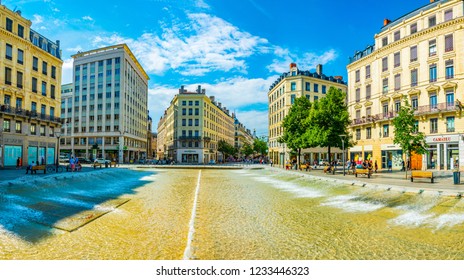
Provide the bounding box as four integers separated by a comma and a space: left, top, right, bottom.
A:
218, 140, 235, 160
241, 143, 254, 157
253, 138, 268, 156
279, 96, 312, 166
392, 98, 427, 178
304, 87, 351, 162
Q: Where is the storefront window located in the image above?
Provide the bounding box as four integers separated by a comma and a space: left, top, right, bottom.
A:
381, 150, 403, 170
428, 145, 437, 169
4, 146, 22, 167
447, 144, 459, 170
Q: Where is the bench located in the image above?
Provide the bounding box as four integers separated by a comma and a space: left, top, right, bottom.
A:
31, 165, 46, 174
299, 164, 312, 171
93, 162, 103, 169
410, 171, 434, 183
66, 164, 82, 172
110, 161, 117, 167
285, 164, 292, 170
355, 168, 372, 178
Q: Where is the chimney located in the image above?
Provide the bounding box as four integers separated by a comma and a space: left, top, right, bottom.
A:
210, 96, 215, 102
218, 102, 222, 108
316, 64, 323, 75
179, 85, 185, 94
384, 18, 391, 26
334, 76, 343, 81
197, 85, 201, 94
202, 89, 206, 94
430, 0, 435, 2
290, 62, 297, 69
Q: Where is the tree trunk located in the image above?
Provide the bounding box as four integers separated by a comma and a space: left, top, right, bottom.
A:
327, 145, 331, 162
298, 148, 301, 169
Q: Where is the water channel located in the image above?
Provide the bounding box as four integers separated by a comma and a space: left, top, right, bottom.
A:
0, 167, 463, 260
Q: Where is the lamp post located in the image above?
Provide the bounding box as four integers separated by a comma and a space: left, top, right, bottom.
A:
339, 134, 347, 176
55, 132, 61, 171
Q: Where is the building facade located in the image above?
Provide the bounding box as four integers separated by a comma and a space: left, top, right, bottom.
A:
268, 63, 348, 166
0, 4, 62, 167
157, 85, 235, 164
347, 0, 464, 171
60, 44, 149, 163
234, 117, 255, 158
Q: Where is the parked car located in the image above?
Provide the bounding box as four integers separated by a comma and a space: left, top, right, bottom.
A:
59, 156, 69, 163
77, 157, 92, 164
94, 158, 111, 164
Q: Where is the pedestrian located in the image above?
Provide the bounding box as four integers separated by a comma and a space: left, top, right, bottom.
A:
70, 156, 75, 172
270, 159, 273, 167
16, 157, 21, 169
388, 159, 392, 172
41, 156, 45, 165
26, 161, 34, 174
400, 160, 405, 171
374, 160, 378, 173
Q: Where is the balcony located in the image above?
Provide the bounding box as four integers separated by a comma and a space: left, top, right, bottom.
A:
178, 136, 202, 141
0, 103, 61, 124
414, 102, 456, 116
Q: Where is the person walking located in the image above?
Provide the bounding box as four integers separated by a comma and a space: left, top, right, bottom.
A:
374, 160, 378, 173
16, 157, 21, 169
387, 159, 392, 172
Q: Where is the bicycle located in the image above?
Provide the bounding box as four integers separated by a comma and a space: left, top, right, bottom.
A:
46, 164, 64, 173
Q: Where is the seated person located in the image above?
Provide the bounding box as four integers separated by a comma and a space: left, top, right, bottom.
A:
26, 161, 35, 174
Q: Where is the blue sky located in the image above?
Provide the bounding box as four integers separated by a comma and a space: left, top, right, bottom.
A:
5, 0, 429, 137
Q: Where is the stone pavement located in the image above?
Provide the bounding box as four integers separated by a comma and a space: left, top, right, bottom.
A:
270, 165, 464, 197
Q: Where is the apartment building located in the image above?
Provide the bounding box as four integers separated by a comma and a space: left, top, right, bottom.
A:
60, 44, 149, 163
0, 4, 62, 167
268, 63, 348, 166
347, 0, 464, 171
234, 118, 255, 158
157, 85, 235, 163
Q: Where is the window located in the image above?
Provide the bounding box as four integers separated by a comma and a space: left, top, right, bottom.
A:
3, 119, 11, 132
383, 124, 389, 137
32, 77, 37, 93
382, 36, 388, 47
428, 15, 436, 28
355, 88, 360, 102
445, 34, 453, 52
41, 105, 46, 116
18, 24, 24, 38
4, 67, 12, 85
366, 85, 371, 100
446, 90, 454, 107
5, 44, 12, 60
322, 85, 326, 94
429, 64, 437, 82
42, 82, 47, 96
413, 121, 419, 133
17, 71, 23, 89
16, 98, 22, 110
394, 74, 401, 90
429, 39, 436, 56
382, 57, 388, 72
355, 110, 361, 120
365, 65, 371, 78
4, 95, 10, 105
6, 18, 13, 32
394, 31, 400, 41
410, 46, 417, 62
314, 84, 319, 93
17, 49, 23, 64
182, 108, 186, 115
51, 85, 55, 99
366, 127, 372, 139
188, 108, 193, 115
430, 94, 438, 109
195, 101, 199, 106
356, 129, 361, 140
30, 124, 36, 135
411, 69, 418, 87
291, 82, 296, 91
430, 118, 438, 133
290, 94, 296, 105
411, 96, 418, 110
410, 23, 417, 34
305, 94, 310, 100
395, 100, 401, 112
42, 62, 48, 75
50, 107, 55, 117
188, 119, 193, 126
383, 102, 389, 116
355, 70, 360, 82
33, 57, 38, 71
31, 102, 37, 113
188, 101, 193, 106
394, 52, 400, 68
51, 66, 56, 79
195, 108, 199, 115
445, 9, 453, 21
182, 101, 187, 106
40, 125, 46, 136
314, 96, 318, 101
305, 82, 310, 91
195, 119, 199, 126
447, 116, 455, 132
382, 78, 388, 94
446, 60, 454, 79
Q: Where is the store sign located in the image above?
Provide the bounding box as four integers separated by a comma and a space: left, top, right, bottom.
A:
426, 135, 459, 143
431, 137, 451, 142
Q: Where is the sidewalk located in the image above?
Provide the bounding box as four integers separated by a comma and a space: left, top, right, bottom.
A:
269, 165, 464, 197
0, 164, 110, 182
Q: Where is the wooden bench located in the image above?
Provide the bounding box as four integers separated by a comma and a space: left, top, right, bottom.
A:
285, 164, 292, 170
66, 164, 82, 172
299, 164, 312, 171
93, 162, 103, 169
355, 168, 372, 178
410, 171, 434, 183
31, 165, 46, 174
110, 161, 117, 167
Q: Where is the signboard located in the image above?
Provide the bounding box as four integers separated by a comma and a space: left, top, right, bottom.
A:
426, 134, 459, 143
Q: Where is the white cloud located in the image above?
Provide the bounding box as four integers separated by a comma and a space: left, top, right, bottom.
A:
267, 49, 338, 74
32, 14, 44, 25
66, 46, 84, 53
92, 12, 269, 76
195, 0, 210, 9
82, 16, 93, 21
61, 58, 74, 84
234, 110, 268, 137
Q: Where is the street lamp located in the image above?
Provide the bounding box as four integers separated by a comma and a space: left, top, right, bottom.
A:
339, 134, 347, 176
55, 132, 61, 171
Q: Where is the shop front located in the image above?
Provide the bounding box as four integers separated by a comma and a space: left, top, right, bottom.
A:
349, 146, 363, 164
425, 135, 461, 170
380, 144, 403, 170
178, 149, 201, 164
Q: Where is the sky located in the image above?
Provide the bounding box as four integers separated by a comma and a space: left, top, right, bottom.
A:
4, 0, 430, 137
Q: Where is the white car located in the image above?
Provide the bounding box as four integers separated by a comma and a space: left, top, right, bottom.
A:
94, 158, 111, 164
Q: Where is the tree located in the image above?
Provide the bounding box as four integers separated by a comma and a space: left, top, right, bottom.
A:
218, 140, 235, 161
304, 87, 351, 163
279, 96, 312, 167
253, 138, 268, 157
241, 143, 254, 158
392, 98, 427, 179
